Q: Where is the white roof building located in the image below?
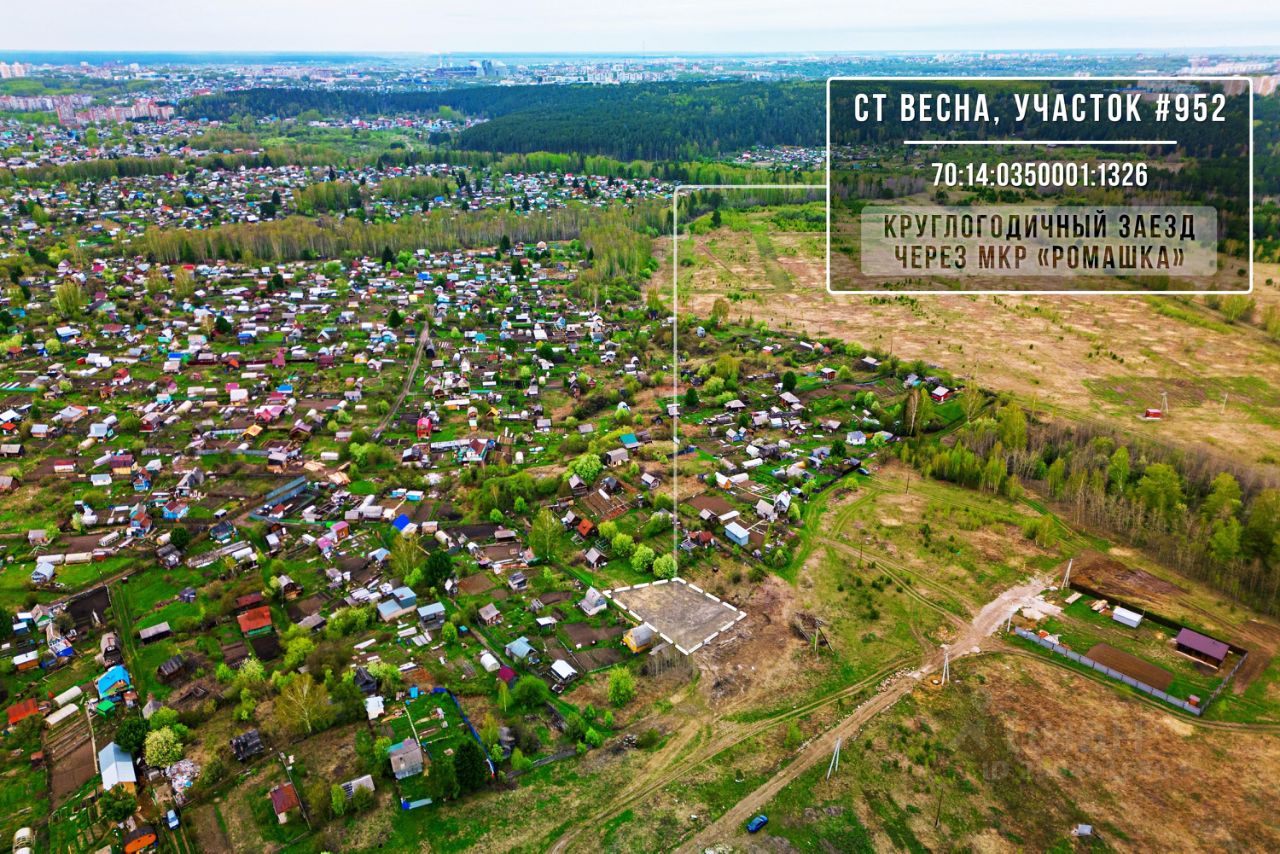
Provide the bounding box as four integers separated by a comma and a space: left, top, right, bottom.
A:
99, 742, 136, 790
550, 659, 577, 683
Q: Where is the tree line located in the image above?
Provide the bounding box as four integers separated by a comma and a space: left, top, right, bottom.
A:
135, 204, 662, 266
904, 403, 1280, 614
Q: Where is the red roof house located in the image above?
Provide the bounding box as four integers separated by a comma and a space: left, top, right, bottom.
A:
7, 698, 40, 726
237, 606, 274, 637
268, 782, 300, 823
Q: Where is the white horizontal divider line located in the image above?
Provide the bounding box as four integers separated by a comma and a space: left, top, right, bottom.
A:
902, 139, 1177, 146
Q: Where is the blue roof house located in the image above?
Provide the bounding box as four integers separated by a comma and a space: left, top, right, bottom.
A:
505, 636, 538, 664
96, 664, 132, 699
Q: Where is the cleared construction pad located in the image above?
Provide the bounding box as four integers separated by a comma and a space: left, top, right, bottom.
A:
1087, 642, 1174, 691
608, 578, 746, 654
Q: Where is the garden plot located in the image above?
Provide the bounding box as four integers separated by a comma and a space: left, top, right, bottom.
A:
1087, 643, 1175, 691
580, 484, 638, 520
562, 621, 626, 647
381, 690, 485, 804
546, 638, 625, 671
608, 578, 746, 654
457, 573, 497, 596
46, 711, 96, 805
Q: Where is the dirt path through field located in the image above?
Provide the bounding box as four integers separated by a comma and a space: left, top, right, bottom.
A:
676, 575, 1049, 852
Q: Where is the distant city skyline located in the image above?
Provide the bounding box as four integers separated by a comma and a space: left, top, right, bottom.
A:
4, 1, 1280, 55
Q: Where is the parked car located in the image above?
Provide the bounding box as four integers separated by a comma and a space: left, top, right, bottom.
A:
13, 827, 32, 854
165, 809, 180, 830
747, 814, 768, 833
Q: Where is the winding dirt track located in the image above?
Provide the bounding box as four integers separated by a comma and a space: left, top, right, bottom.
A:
373, 320, 433, 438
546, 658, 909, 854
675, 573, 1048, 853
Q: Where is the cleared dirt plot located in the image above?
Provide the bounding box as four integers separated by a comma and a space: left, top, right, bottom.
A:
1235, 620, 1280, 696
457, 573, 496, 596
562, 621, 626, 646
46, 713, 96, 805
188, 803, 233, 854
1071, 551, 1185, 603
610, 579, 745, 652
1086, 642, 1174, 691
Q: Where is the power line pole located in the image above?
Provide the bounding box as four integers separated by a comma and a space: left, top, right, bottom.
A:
941, 647, 950, 686
1061, 557, 1073, 590
826, 737, 842, 781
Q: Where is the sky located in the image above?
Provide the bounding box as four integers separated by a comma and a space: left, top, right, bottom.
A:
4, 0, 1280, 54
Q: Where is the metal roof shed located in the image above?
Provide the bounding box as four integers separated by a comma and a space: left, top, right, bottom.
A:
1175, 628, 1230, 666
1111, 606, 1144, 629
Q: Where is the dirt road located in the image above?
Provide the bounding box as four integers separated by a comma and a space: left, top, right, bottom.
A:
546, 659, 910, 854
676, 575, 1049, 852
374, 320, 434, 438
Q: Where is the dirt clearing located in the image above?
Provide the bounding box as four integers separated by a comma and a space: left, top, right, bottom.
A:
978, 654, 1280, 851
1071, 551, 1186, 602
610, 578, 745, 653
1086, 642, 1174, 691
665, 227, 1280, 473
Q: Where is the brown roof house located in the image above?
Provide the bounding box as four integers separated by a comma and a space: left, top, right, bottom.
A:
268, 782, 301, 824
478, 602, 502, 626
1174, 628, 1230, 669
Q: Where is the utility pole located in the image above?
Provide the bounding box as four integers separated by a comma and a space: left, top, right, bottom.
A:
826, 737, 842, 780
1061, 557, 1073, 590
933, 759, 947, 828
941, 646, 950, 686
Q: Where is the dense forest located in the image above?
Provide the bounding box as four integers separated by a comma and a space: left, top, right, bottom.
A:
182, 82, 826, 161
183, 81, 1280, 197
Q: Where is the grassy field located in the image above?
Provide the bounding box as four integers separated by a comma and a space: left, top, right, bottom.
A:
749, 650, 1280, 853
663, 211, 1280, 474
